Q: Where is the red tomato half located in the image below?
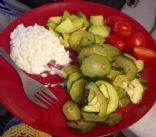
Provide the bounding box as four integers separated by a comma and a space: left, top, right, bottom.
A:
104, 16, 123, 27
113, 21, 132, 38
125, 33, 146, 49
106, 34, 125, 51
133, 47, 156, 60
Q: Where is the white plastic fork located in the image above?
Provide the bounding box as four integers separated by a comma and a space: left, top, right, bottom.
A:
0, 47, 58, 109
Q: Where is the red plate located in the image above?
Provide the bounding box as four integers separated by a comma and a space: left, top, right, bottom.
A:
0, 1, 156, 137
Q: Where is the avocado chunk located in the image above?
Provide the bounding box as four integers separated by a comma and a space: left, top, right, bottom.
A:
67, 120, 96, 132
46, 21, 57, 30
61, 65, 80, 79
114, 55, 137, 80
61, 10, 70, 21
78, 44, 107, 62
77, 11, 90, 29
67, 72, 83, 90
94, 34, 105, 44
63, 101, 81, 121
70, 79, 87, 104
47, 16, 62, 24
82, 112, 108, 122
72, 17, 84, 31
81, 54, 111, 78
69, 30, 95, 53
55, 18, 74, 33
89, 26, 110, 37
90, 15, 104, 26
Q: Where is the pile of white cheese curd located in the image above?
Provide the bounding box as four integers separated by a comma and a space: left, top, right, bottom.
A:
10, 24, 71, 86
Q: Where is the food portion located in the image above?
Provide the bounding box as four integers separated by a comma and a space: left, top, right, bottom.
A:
9, 9, 156, 133
44, 11, 151, 133
10, 24, 71, 75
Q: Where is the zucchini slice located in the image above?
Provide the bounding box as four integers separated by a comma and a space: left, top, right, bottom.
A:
114, 55, 137, 80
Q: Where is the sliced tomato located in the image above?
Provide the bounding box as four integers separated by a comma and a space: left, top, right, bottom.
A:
125, 33, 146, 49
104, 16, 123, 27
113, 21, 132, 38
133, 47, 156, 60
106, 34, 125, 51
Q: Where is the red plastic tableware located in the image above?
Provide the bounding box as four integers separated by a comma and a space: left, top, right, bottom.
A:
0, 2, 156, 137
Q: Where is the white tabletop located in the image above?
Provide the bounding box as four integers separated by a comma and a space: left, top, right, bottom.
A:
122, 0, 156, 137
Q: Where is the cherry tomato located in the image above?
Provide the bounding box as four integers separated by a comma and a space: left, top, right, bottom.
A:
104, 16, 123, 27
125, 33, 146, 49
133, 47, 156, 60
106, 34, 125, 51
113, 21, 132, 38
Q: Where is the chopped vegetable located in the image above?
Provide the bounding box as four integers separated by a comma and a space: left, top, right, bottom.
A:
45, 11, 147, 132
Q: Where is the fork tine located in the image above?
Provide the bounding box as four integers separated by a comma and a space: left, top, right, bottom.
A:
41, 87, 58, 101
35, 93, 52, 106
38, 91, 55, 104
31, 96, 48, 109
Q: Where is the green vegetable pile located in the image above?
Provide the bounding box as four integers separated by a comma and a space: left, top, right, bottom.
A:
46, 11, 110, 49
46, 11, 145, 133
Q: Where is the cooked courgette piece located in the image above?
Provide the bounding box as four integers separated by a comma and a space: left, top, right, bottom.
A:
114, 55, 137, 80
63, 101, 81, 121
78, 44, 107, 62
95, 81, 109, 99
94, 34, 105, 44
61, 65, 80, 79
126, 78, 144, 104
69, 30, 95, 53
82, 111, 108, 122
67, 72, 83, 90
87, 90, 96, 103
103, 44, 120, 61
81, 54, 111, 78
85, 82, 108, 117
67, 121, 96, 132
104, 113, 122, 125
70, 79, 87, 104
114, 86, 127, 99
135, 60, 144, 72
118, 96, 131, 108
107, 69, 122, 81
95, 81, 119, 115
83, 102, 100, 113
124, 54, 144, 72
113, 75, 129, 88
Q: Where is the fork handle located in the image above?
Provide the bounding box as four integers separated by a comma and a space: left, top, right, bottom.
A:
0, 47, 21, 74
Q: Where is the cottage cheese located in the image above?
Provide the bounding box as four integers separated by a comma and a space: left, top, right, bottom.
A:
10, 24, 71, 75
